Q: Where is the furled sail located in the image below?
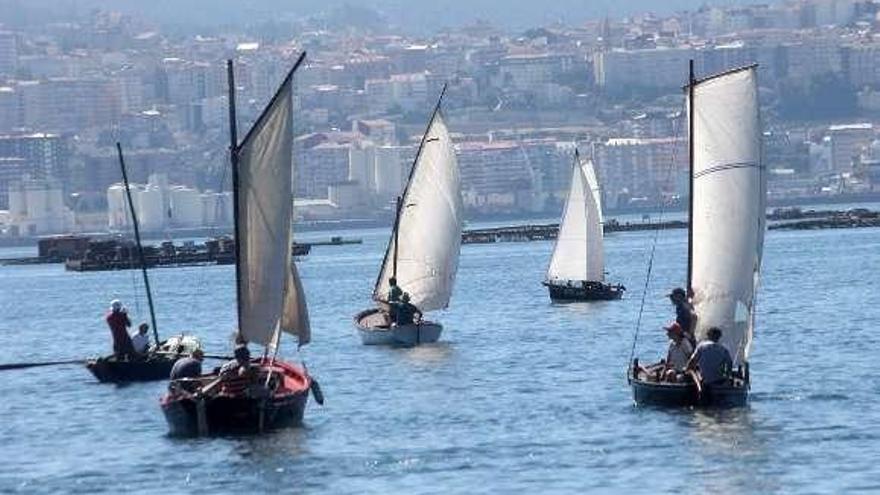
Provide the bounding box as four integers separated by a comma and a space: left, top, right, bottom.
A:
546, 154, 605, 282
372, 113, 463, 312
235, 69, 310, 347
690, 66, 764, 365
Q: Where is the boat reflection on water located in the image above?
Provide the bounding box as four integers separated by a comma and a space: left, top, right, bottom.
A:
686, 408, 779, 493
399, 341, 455, 366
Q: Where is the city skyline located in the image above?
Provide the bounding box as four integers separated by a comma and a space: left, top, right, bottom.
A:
2, 0, 880, 239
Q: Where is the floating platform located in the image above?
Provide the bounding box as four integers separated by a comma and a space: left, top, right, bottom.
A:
462, 220, 687, 244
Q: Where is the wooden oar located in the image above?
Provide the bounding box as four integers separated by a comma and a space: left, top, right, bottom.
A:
0, 359, 85, 371
201, 354, 234, 361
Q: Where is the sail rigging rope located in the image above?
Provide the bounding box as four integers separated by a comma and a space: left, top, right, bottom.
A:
626, 102, 686, 369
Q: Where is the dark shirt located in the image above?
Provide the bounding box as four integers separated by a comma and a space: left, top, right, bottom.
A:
170, 357, 202, 379
692, 341, 733, 385
388, 285, 403, 302
675, 302, 694, 333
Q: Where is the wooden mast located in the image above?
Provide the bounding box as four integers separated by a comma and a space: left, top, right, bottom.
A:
116, 142, 160, 346
226, 59, 243, 335
687, 59, 696, 295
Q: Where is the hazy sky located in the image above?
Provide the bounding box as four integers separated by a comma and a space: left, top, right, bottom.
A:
3, 0, 773, 33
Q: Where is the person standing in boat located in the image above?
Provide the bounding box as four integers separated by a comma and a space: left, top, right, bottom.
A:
131, 323, 151, 355
662, 322, 693, 382
388, 277, 403, 302
687, 327, 733, 387
668, 287, 697, 346
106, 299, 136, 358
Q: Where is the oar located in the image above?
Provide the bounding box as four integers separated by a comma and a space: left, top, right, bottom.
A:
201, 354, 234, 361
0, 359, 85, 371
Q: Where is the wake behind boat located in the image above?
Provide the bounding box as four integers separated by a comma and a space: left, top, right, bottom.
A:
162, 54, 318, 436
629, 62, 766, 407
544, 150, 624, 302
354, 86, 463, 346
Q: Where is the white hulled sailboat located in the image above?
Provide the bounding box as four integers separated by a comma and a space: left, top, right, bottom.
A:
354, 88, 463, 346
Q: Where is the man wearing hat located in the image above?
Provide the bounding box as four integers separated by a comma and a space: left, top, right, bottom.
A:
663, 321, 694, 382
105, 299, 136, 358
668, 287, 696, 347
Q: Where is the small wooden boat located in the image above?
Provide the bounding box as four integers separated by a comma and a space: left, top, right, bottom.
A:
628, 360, 748, 408
629, 62, 766, 408
161, 358, 311, 436
163, 54, 318, 436
87, 335, 201, 383
354, 307, 443, 346
354, 86, 463, 347
88, 144, 203, 383
544, 152, 624, 302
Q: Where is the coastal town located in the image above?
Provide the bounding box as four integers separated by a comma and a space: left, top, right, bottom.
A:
3, 0, 880, 240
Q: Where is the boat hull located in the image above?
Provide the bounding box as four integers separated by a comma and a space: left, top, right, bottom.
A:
543, 280, 625, 301
629, 365, 748, 408
161, 359, 311, 436
354, 308, 443, 346
86, 335, 201, 383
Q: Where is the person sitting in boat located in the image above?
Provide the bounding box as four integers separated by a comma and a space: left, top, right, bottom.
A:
106, 299, 136, 359
388, 277, 403, 302
131, 323, 151, 355
687, 327, 733, 387
219, 345, 258, 396
394, 292, 422, 326
220, 344, 252, 376
170, 348, 204, 380
662, 321, 694, 382
668, 287, 697, 347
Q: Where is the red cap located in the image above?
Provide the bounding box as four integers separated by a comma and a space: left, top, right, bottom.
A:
663, 321, 683, 334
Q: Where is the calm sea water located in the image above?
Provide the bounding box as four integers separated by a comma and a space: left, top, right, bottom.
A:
1, 222, 879, 494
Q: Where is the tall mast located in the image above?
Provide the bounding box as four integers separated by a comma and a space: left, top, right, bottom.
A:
374, 83, 448, 295
392, 195, 402, 280
687, 59, 696, 294
116, 142, 160, 346
227, 59, 243, 334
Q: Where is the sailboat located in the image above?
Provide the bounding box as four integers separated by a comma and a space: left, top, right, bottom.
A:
354, 87, 463, 346
629, 62, 765, 407
161, 54, 319, 436
543, 150, 624, 301
86, 143, 202, 383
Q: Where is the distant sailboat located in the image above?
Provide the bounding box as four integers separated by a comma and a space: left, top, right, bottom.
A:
86, 143, 202, 383
543, 150, 624, 301
162, 54, 320, 435
629, 62, 765, 407
354, 87, 463, 346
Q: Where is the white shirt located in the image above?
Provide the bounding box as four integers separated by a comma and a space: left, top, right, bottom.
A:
131, 332, 150, 353
666, 338, 694, 371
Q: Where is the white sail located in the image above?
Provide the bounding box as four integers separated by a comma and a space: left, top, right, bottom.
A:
582, 159, 605, 282
690, 66, 764, 365
373, 113, 463, 312
546, 155, 605, 282
236, 73, 310, 347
